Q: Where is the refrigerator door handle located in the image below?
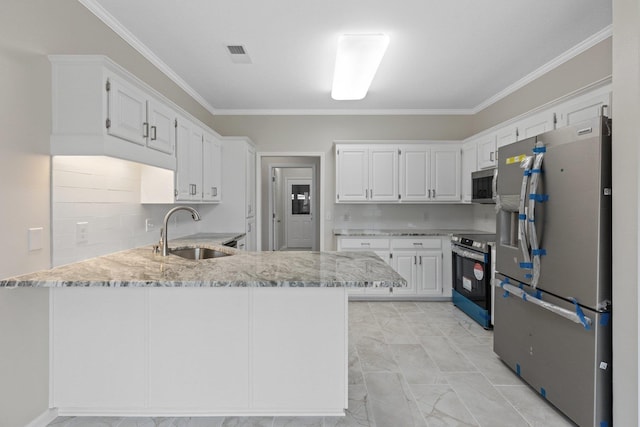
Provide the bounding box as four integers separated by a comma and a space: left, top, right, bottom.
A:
518, 156, 534, 266
500, 281, 592, 329
527, 143, 546, 287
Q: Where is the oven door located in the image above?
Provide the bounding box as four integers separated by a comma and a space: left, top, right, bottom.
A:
451, 244, 492, 327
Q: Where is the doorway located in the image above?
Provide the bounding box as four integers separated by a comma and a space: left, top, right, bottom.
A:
259, 155, 322, 251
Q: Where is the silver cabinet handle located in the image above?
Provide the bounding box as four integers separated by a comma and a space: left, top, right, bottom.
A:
414, 256, 417, 265
490, 151, 494, 162
212, 187, 217, 197
360, 242, 371, 246
143, 122, 149, 138
419, 256, 422, 265
428, 189, 432, 198
150, 125, 157, 141
413, 242, 423, 246
432, 188, 436, 198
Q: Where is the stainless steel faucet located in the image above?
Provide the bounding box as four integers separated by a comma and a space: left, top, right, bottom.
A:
160, 206, 201, 256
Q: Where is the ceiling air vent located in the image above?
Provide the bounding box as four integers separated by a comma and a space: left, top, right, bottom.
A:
226, 44, 252, 64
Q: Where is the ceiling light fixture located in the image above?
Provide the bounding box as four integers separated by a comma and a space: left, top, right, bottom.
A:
331, 34, 389, 101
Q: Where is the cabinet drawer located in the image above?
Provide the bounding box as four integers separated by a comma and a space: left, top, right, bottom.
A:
391, 238, 441, 250
339, 238, 390, 250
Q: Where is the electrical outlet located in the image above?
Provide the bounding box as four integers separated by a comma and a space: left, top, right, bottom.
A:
76, 222, 89, 244
145, 218, 155, 232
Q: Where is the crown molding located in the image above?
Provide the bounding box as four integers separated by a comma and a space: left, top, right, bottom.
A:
78, 0, 219, 117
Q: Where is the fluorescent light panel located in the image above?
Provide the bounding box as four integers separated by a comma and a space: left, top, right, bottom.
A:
331, 34, 389, 101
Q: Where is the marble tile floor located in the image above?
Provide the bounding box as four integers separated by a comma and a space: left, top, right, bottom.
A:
48, 301, 575, 427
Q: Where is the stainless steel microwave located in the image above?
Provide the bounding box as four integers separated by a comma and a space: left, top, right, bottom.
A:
471, 168, 496, 203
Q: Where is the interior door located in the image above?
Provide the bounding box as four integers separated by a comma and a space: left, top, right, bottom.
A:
286, 179, 313, 248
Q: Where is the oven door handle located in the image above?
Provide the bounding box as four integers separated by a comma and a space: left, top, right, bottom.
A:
451, 245, 487, 263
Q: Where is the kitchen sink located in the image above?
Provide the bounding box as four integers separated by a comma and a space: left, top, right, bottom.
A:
169, 247, 232, 260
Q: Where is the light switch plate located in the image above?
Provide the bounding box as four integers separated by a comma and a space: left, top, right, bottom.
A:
76, 222, 89, 244
28, 227, 44, 251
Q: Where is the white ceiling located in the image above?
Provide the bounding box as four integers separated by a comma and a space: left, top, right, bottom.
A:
81, 0, 612, 115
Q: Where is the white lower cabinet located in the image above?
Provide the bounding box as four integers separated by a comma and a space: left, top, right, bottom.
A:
51, 287, 347, 416
51, 288, 147, 410
336, 236, 449, 298
147, 288, 249, 410
391, 238, 443, 297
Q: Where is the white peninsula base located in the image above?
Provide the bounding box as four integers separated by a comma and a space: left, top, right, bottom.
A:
50, 287, 348, 417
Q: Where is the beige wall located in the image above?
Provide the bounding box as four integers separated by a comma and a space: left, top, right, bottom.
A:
612, 0, 639, 424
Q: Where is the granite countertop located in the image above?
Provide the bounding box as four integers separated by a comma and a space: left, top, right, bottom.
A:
333, 228, 491, 237
0, 233, 405, 288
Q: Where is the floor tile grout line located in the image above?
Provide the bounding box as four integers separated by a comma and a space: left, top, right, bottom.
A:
493, 384, 536, 427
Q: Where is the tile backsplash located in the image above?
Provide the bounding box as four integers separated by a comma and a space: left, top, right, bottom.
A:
51, 156, 211, 267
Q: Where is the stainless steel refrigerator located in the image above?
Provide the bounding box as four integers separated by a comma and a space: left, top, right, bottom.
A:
494, 114, 612, 427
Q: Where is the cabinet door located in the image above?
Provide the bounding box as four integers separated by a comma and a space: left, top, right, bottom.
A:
431, 146, 460, 201
555, 91, 611, 128
518, 111, 554, 139
148, 288, 250, 410
496, 125, 518, 150
147, 98, 176, 154
107, 76, 147, 146
461, 142, 477, 203
202, 132, 221, 202
369, 146, 398, 201
51, 288, 146, 410
399, 145, 430, 201
416, 251, 443, 295
477, 135, 497, 169
188, 126, 205, 200
393, 252, 417, 294
336, 146, 368, 202
175, 117, 193, 201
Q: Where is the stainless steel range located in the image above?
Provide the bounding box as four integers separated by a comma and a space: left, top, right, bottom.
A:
451, 232, 496, 329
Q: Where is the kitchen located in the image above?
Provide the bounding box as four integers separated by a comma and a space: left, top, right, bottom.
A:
0, 1, 637, 426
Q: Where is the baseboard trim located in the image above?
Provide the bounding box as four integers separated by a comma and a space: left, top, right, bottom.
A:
25, 408, 58, 427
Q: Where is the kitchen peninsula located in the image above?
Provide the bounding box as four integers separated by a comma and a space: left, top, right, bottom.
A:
0, 234, 405, 419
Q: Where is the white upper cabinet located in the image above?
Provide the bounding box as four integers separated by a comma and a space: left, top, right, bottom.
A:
461, 140, 477, 203
335, 144, 398, 202
399, 145, 430, 201
202, 132, 222, 202
246, 146, 256, 217
147, 98, 177, 155
369, 146, 399, 201
496, 125, 518, 149
336, 142, 459, 204
107, 75, 148, 146
50, 55, 176, 170
477, 135, 497, 169
517, 110, 555, 140
555, 89, 611, 128
431, 146, 461, 201
175, 117, 221, 203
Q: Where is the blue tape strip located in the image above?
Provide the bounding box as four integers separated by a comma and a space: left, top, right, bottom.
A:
518, 283, 524, 289
516, 363, 521, 377
532, 248, 547, 256
600, 313, 611, 326
540, 388, 546, 398
535, 290, 542, 299
570, 298, 591, 330
601, 421, 609, 427
525, 273, 533, 279
529, 193, 549, 202
533, 146, 547, 153
528, 218, 535, 223
522, 293, 527, 302
518, 214, 527, 220
502, 277, 510, 284
524, 169, 532, 176
520, 262, 533, 269
530, 168, 542, 174
484, 253, 489, 263
502, 291, 509, 298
